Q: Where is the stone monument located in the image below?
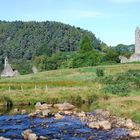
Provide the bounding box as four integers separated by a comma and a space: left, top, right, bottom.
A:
32, 65, 38, 74
119, 26, 140, 63
1, 56, 19, 77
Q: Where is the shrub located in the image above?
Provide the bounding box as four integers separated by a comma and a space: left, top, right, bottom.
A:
103, 84, 129, 96
64, 95, 83, 107
103, 94, 110, 100
96, 68, 104, 77
46, 97, 59, 104
132, 112, 140, 123
0, 96, 13, 106
99, 69, 140, 95
86, 94, 99, 104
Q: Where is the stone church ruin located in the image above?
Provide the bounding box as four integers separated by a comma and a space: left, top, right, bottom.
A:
1, 56, 19, 77
119, 26, 140, 63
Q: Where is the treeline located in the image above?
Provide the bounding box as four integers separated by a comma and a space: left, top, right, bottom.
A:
0, 21, 134, 74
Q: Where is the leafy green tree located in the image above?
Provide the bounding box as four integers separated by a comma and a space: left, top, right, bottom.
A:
79, 35, 93, 53
114, 44, 134, 57
103, 48, 119, 63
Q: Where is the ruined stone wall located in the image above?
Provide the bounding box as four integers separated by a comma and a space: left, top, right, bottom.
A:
1, 57, 19, 77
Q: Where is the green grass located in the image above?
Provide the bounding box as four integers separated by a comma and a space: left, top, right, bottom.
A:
0, 63, 140, 122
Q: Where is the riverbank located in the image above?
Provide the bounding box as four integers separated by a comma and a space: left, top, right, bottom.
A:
0, 63, 140, 123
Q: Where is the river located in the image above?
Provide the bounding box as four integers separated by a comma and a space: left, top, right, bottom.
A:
0, 106, 139, 140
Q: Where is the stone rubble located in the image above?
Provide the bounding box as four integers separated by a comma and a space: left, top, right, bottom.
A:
23, 103, 140, 139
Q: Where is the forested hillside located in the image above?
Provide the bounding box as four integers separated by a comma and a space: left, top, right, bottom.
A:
0, 21, 106, 74
0, 21, 134, 74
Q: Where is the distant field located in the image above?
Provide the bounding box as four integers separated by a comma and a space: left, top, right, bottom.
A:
0, 63, 140, 122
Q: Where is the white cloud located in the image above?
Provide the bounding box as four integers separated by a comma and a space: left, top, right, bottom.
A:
110, 0, 140, 3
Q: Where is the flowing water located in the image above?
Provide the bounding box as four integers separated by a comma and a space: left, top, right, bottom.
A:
0, 106, 139, 140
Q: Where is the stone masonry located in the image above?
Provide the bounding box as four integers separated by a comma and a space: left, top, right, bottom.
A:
1, 56, 19, 77
119, 26, 140, 63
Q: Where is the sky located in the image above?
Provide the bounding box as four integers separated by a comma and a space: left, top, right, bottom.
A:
0, 0, 140, 46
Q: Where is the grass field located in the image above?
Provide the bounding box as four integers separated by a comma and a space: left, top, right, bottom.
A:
0, 63, 140, 122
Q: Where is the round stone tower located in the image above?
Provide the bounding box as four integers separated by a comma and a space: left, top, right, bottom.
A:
135, 26, 140, 54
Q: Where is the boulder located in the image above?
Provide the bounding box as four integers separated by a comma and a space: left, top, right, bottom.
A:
129, 130, 140, 138
98, 120, 111, 130
42, 109, 50, 117
124, 119, 134, 129
113, 118, 134, 129
63, 111, 73, 115
22, 129, 32, 139
88, 122, 100, 129
77, 111, 86, 117
35, 102, 50, 110
111, 117, 125, 128
22, 129, 38, 140
13, 108, 19, 114
35, 102, 41, 110
54, 113, 64, 120
54, 103, 75, 111
94, 109, 110, 118
88, 120, 111, 130
46, 104, 52, 108
21, 109, 26, 114
28, 112, 37, 117
35, 110, 41, 114
28, 133, 38, 140
0, 137, 10, 140
40, 104, 49, 110
39, 136, 48, 140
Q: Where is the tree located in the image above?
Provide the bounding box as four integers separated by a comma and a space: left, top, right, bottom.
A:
103, 48, 119, 63
79, 35, 93, 53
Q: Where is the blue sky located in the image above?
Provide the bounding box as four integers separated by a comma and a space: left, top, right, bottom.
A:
0, 0, 140, 46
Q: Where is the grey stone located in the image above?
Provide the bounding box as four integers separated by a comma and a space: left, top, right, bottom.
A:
98, 120, 111, 130
54, 113, 64, 120
22, 129, 32, 139
129, 130, 140, 138
32, 65, 38, 74
88, 120, 111, 130
35, 102, 41, 110
119, 56, 129, 63
42, 109, 50, 116
28, 133, 38, 140
124, 119, 134, 129
21, 109, 27, 114
88, 122, 100, 129
1, 56, 19, 77
54, 103, 75, 111
0, 137, 11, 140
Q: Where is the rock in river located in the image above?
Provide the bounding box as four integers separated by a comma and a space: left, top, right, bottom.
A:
54, 113, 64, 120
54, 102, 75, 111
128, 130, 140, 138
22, 129, 32, 139
0, 137, 10, 140
42, 109, 50, 117
22, 129, 38, 140
88, 120, 111, 130
28, 133, 38, 140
